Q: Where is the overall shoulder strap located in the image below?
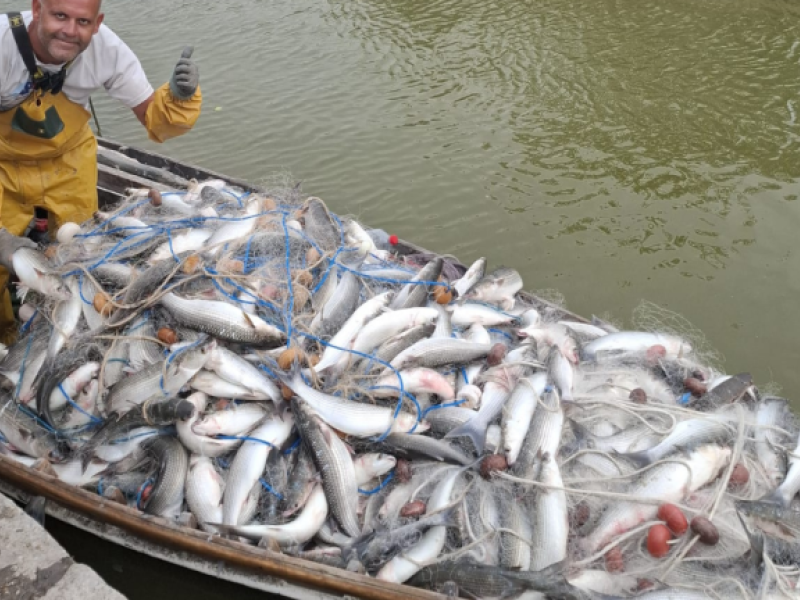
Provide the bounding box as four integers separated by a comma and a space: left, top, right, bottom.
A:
6, 12, 47, 86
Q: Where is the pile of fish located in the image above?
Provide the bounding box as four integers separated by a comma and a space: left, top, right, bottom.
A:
0, 181, 799, 600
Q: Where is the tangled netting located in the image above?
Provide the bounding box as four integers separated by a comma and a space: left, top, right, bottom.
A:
0, 176, 798, 600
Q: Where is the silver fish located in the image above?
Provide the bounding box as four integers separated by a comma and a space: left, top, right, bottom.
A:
0, 398, 57, 458
582, 331, 692, 360
185, 455, 224, 533
222, 407, 295, 526
389, 258, 444, 311
302, 197, 340, 254
622, 415, 735, 467
279, 367, 421, 437
205, 346, 280, 402
581, 444, 731, 554
448, 303, 519, 328
309, 271, 360, 337
390, 338, 493, 371
528, 453, 568, 571
500, 497, 532, 571
462, 267, 522, 311
503, 372, 548, 466
376, 467, 462, 583
216, 484, 329, 547
47, 277, 83, 359
161, 293, 286, 347
452, 257, 487, 298
11, 248, 70, 302
292, 397, 361, 538
513, 388, 564, 481
141, 435, 190, 519
371, 322, 436, 368
765, 432, 800, 508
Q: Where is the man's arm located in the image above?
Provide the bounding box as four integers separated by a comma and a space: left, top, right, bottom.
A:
129, 48, 201, 143
132, 94, 154, 127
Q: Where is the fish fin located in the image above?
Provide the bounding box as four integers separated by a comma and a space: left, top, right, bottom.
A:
242, 311, 257, 330
23, 495, 47, 526
15, 283, 29, 303
443, 417, 486, 455
511, 559, 567, 588
613, 449, 651, 468
454, 585, 480, 600
563, 419, 593, 456
758, 489, 790, 509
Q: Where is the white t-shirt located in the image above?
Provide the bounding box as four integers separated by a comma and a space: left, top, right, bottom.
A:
0, 11, 154, 111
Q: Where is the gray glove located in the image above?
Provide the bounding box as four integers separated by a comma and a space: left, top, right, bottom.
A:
169, 46, 199, 100
0, 228, 36, 272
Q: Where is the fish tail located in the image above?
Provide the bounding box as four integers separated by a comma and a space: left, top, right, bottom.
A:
759, 488, 790, 509
561, 419, 591, 457
444, 416, 487, 454
15, 283, 30, 303
274, 360, 301, 387
24, 495, 47, 526
513, 559, 568, 590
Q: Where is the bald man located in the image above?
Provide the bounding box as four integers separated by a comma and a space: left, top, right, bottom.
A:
0, 0, 202, 342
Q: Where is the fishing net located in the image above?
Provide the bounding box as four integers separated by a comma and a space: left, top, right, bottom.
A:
0, 174, 797, 600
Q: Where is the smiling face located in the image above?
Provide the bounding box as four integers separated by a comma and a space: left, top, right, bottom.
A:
30, 0, 104, 64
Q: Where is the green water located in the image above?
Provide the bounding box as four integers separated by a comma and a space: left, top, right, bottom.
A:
2, 0, 800, 595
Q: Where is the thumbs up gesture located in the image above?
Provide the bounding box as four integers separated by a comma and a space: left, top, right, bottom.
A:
170, 46, 199, 100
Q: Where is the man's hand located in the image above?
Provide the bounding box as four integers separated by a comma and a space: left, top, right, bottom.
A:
0, 229, 36, 272
169, 46, 199, 100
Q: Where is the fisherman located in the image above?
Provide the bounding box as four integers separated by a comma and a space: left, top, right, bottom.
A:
0, 0, 201, 342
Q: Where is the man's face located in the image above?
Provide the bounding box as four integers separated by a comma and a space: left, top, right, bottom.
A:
31, 0, 104, 64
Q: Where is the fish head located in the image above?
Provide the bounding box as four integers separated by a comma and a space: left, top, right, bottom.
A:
175, 400, 197, 421
373, 453, 397, 476
456, 384, 481, 409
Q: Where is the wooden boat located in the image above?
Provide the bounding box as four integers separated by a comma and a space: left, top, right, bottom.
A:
0, 137, 588, 600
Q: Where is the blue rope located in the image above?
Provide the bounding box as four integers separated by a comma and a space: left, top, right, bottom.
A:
160, 336, 205, 394
487, 328, 514, 341
57, 383, 102, 424
259, 478, 284, 500
215, 434, 276, 448
167, 229, 180, 262
359, 470, 395, 495
257, 363, 280, 380
282, 437, 301, 455
110, 430, 160, 444
20, 309, 37, 333
76, 274, 94, 306
420, 397, 468, 419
